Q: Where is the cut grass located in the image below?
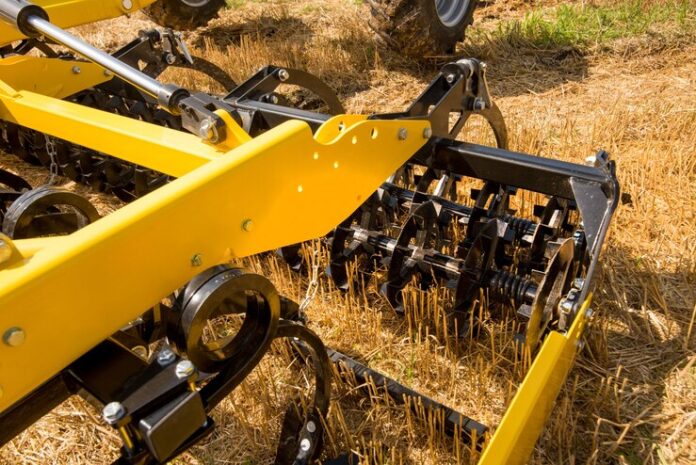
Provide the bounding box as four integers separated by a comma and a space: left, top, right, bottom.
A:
492, 0, 696, 50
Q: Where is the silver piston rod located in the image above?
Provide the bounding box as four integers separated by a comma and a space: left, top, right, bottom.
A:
0, 0, 188, 113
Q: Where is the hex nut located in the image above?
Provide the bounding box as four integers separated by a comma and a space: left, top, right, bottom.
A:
103, 402, 125, 424
175, 360, 196, 379
157, 348, 176, 365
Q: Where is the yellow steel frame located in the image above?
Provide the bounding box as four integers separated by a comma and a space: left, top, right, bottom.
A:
479, 296, 592, 465
0, 70, 430, 411
0, 116, 430, 409
0, 55, 110, 99
0, 0, 157, 45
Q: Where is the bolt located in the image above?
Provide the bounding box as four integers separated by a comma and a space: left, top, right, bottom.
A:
269, 94, 279, 104
300, 438, 311, 452
0, 239, 12, 264
278, 69, 290, 82
422, 127, 432, 139
584, 155, 598, 167
3, 327, 25, 347
559, 298, 574, 314
71, 66, 81, 75
165, 53, 176, 65
585, 308, 594, 319
102, 402, 126, 425
175, 360, 196, 379
445, 73, 456, 84
121, 0, 133, 10
242, 219, 254, 232
198, 118, 217, 141
573, 277, 585, 290
157, 347, 176, 366
473, 98, 486, 111
190, 253, 203, 267
306, 421, 317, 433
397, 128, 408, 140
103, 69, 113, 77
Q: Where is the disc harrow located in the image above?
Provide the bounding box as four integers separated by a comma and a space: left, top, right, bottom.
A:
0, 2, 619, 465
328, 175, 583, 348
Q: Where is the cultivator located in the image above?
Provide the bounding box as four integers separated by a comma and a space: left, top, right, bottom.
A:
0, 1, 619, 464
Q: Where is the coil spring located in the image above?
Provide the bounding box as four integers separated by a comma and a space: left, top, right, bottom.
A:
488, 270, 537, 305
501, 214, 536, 238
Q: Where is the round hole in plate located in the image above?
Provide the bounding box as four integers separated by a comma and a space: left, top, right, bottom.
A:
313, 152, 319, 160
297, 185, 303, 193
352, 136, 358, 144
371, 128, 378, 139
333, 161, 339, 169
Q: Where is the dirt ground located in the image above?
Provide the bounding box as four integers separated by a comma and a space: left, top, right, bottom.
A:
0, 0, 694, 464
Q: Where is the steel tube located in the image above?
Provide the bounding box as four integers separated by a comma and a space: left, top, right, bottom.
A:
24, 14, 184, 111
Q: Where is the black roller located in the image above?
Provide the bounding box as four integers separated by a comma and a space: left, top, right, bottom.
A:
2, 185, 100, 239
170, 266, 280, 374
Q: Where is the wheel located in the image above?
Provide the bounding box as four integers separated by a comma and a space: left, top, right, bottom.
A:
144, 0, 226, 30
2, 186, 100, 239
368, 0, 479, 58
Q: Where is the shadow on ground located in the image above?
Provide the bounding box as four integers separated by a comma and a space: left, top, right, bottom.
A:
536, 247, 695, 464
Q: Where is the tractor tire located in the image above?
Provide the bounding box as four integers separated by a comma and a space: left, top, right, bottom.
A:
368, 0, 479, 58
144, 0, 226, 30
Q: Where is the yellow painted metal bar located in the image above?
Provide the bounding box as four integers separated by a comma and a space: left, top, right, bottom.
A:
0, 116, 429, 412
0, 0, 157, 45
0, 56, 109, 99
8, 237, 65, 260
0, 89, 223, 177
478, 296, 593, 465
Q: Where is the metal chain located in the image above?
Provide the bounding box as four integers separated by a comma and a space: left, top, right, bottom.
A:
45, 135, 59, 186
299, 246, 320, 314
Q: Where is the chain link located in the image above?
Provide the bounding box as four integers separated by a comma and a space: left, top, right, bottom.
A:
45, 135, 59, 186
299, 245, 320, 314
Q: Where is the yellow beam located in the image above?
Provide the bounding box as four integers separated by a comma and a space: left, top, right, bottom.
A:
0, 56, 109, 99
0, 0, 157, 46
8, 237, 66, 260
478, 296, 593, 465
0, 89, 222, 177
0, 116, 429, 412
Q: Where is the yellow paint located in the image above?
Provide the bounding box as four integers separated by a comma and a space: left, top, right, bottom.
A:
0, 0, 157, 46
478, 296, 593, 465
213, 109, 252, 149
0, 114, 429, 412
0, 89, 222, 177
0, 56, 109, 99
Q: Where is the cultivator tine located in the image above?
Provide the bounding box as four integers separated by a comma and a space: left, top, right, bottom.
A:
0, 2, 619, 464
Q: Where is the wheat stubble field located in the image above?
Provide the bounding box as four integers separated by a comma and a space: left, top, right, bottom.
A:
0, 0, 694, 464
